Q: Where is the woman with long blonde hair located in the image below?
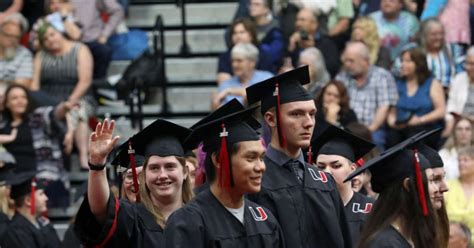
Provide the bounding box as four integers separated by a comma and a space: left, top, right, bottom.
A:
74, 119, 193, 247
351, 16, 391, 69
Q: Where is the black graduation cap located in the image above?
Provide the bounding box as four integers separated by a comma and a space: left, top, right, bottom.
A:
245, 66, 313, 147
344, 130, 439, 216
309, 125, 375, 164
0, 164, 15, 186
410, 128, 444, 169
190, 99, 245, 130
10, 171, 47, 216
111, 141, 146, 199
184, 102, 261, 188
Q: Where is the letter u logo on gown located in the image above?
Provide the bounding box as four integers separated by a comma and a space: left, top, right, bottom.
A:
308, 168, 328, 183
249, 207, 268, 221
352, 203, 373, 214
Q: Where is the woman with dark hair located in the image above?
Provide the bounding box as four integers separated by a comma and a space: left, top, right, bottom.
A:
345, 139, 441, 248
387, 48, 445, 149
0, 84, 73, 207
313, 80, 358, 137
217, 18, 274, 85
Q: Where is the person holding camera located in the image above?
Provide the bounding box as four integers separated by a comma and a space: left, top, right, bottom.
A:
287, 8, 341, 77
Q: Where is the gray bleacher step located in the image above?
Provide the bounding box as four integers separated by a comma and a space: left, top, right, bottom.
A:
161, 29, 226, 55
108, 57, 218, 82
127, 3, 237, 27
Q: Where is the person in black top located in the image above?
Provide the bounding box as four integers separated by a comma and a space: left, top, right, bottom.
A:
74, 118, 194, 247
1, 171, 61, 248
345, 129, 441, 248
0, 164, 14, 241
310, 125, 375, 246
164, 99, 284, 247
246, 66, 352, 248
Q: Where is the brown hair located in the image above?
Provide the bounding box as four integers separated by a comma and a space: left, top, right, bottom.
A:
315, 80, 351, 113
139, 156, 194, 228
401, 48, 432, 85
2, 84, 35, 121
442, 117, 474, 150
230, 18, 258, 46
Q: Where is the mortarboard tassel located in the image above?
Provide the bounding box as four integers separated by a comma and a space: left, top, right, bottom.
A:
412, 149, 429, 216
274, 83, 286, 147
218, 123, 233, 188
30, 178, 36, 215
355, 158, 365, 168
307, 146, 313, 164
128, 141, 141, 203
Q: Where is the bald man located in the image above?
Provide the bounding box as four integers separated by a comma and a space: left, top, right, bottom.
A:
335, 41, 398, 151
288, 8, 341, 77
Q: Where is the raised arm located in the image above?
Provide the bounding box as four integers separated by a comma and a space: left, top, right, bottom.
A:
88, 119, 120, 223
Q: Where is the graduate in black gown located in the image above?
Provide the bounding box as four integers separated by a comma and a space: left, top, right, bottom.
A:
310, 125, 376, 246
74, 119, 194, 247
245, 66, 352, 248
0, 164, 14, 240
1, 171, 61, 248
344, 130, 441, 248
164, 99, 285, 247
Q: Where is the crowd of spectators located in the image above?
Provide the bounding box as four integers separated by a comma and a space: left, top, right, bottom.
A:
1, 0, 474, 246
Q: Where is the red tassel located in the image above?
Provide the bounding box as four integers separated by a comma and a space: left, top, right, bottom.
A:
274, 83, 286, 147
218, 123, 232, 188
30, 178, 36, 215
355, 158, 365, 168
307, 146, 313, 164
128, 141, 141, 203
413, 149, 428, 216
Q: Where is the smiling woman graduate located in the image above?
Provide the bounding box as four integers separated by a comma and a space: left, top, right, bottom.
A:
74, 118, 193, 247
164, 100, 285, 248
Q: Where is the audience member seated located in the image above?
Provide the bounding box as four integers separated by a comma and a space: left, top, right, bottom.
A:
212, 43, 273, 109
448, 221, 472, 248
419, 18, 464, 88
336, 41, 397, 150
445, 47, 474, 136
0, 13, 32, 101
439, 0, 471, 48
351, 16, 391, 69
313, 80, 358, 137
0, 0, 22, 23
248, 0, 284, 70
31, 20, 93, 170
440, 116, 474, 180
217, 18, 274, 85
0, 84, 74, 207
445, 147, 474, 242
369, 0, 419, 61
288, 8, 341, 77
298, 47, 330, 96
353, 0, 381, 16
70, 0, 124, 79
386, 48, 445, 149
30, 0, 82, 50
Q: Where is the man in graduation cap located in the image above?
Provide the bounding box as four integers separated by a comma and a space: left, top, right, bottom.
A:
310, 124, 375, 246
74, 118, 193, 248
344, 130, 441, 247
246, 66, 352, 248
1, 171, 61, 248
164, 99, 285, 247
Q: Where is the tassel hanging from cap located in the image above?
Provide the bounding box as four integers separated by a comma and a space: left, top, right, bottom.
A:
274, 83, 286, 147
412, 149, 429, 216
355, 158, 365, 168
30, 178, 36, 215
307, 146, 313, 164
218, 123, 233, 188
128, 141, 141, 203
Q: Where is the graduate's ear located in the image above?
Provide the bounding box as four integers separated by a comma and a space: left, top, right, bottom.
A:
23, 195, 31, 209
211, 152, 220, 170
402, 178, 411, 192
264, 109, 276, 128
349, 162, 357, 172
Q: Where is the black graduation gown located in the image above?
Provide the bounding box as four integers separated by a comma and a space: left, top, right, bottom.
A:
344, 192, 375, 246
0, 212, 9, 241
2, 213, 61, 248
164, 188, 286, 248
367, 226, 411, 248
248, 158, 352, 248
74, 193, 163, 247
